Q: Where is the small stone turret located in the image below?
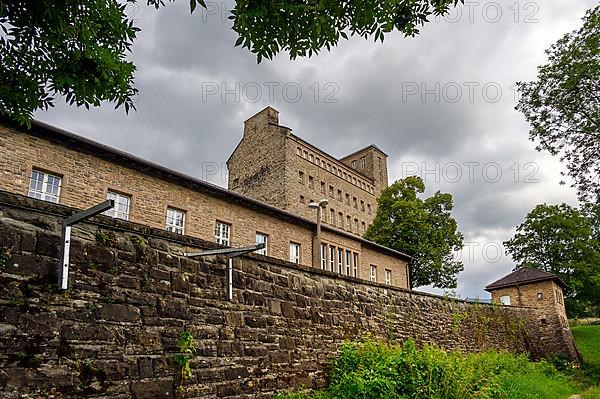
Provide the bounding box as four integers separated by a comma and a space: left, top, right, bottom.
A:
485, 268, 581, 362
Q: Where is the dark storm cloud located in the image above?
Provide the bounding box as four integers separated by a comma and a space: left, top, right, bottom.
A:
34, 0, 594, 298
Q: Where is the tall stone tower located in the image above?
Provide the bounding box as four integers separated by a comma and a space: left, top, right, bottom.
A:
485, 268, 580, 362
227, 107, 389, 236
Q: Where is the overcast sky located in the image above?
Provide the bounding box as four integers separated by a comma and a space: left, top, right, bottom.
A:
34, 0, 595, 299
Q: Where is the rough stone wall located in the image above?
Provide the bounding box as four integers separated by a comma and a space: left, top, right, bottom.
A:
227, 107, 287, 209
0, 123, 409, 287
0, 195, 573, 399
490, 281, 580, 361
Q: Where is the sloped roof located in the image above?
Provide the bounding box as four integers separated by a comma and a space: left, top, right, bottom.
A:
485, 267, 567, 291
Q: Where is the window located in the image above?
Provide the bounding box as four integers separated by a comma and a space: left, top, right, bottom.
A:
297, 147, 302, 156
338, 212, 343, 227
328, 185, 334, 197
298, 171, 305, 184
540, 318, 548, 326
215, 221, 231, 246
231, 177, 239, 189
353, 253, 359, 277
337, 248, 343, 274
315, 157, 320, 164
353, 197, 358, 208
105, 191, 131, 220
329, 208, 335, 224
345, 250, 351, 276
290, 242, 301, 264
255, 233, 268, 255
337, 189, 342, 201
361, 200, 365, 212
354, 219, 359, 233
345, 193, 350, 205
367, 204, 372, 214
166, 207, 185, 234
309, 154, 314, 162
300, 195, 305, 204
360, 156, 366, 169
308, 176, 314, 189
329, 246, 335, 272
320, 243, 327, 270
351, 160, 356, 168
303, 151, 308, 159
361, 222, 366, 234
500, 295, 511, 305
353, 177, 357, 184
320, 181, 325, 193
346, 215, 351, 229
327, 163, 331, 171
370, 265, 377, 282
321, 208, 327, 222
385, 269, 392, 285
332, 166, 337, 174
537, 292, 543, 300
28, 169, 61, 203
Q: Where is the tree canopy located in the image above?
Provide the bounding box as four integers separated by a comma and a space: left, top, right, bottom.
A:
515, 6, 600, 204
364, 176, 464, 289
504, 203, 600, 317
0, 0, 463, 125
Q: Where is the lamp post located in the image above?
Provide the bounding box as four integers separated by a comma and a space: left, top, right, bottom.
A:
309, 198, 328, 268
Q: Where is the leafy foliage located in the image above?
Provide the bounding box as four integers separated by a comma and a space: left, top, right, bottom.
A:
174, 329, 196, 391
515, 6, 600, 203
504, 203, 600, 317
1, 0, 464, 124
276, 339, 582, 399
231, 0, 463, 62
364, 176, 464, 289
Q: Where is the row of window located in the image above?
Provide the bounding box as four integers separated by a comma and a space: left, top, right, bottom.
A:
299, 171, 373, 214
299, 196, 368, 235
296, 146, 374, 193
29, 169, 188, 234
317, 243, 392, 285
27, 169, 392, 285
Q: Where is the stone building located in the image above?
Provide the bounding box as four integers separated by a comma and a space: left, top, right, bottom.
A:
0, 110, 411, 288
485, 268, 580, 361
227, 107, 387, 235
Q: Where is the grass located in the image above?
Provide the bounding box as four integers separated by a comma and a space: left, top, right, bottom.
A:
275, 339, 582, 399
572, 325, 600, 397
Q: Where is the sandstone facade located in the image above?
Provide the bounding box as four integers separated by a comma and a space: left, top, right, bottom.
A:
0, 115, 409, 288
227, 107, 387, 235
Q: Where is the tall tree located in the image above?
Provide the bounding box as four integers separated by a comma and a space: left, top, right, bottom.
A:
504, 203, 600, 317
515, 6, 600, 204
364, 176, 464, 289
0, 0, 463, 125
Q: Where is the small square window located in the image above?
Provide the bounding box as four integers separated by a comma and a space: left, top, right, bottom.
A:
166, 207, 185, 234
28, 169, 62, 203
105, 191, 131, 220
537, 292, 543, 300
215, 221, 231, 246
255, 233, 268, 255
290, 242, 301, 264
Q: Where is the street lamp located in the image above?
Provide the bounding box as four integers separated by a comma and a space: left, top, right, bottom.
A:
309, 199, 328, 268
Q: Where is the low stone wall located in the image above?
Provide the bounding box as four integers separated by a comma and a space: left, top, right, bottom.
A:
0, 192, 560, 399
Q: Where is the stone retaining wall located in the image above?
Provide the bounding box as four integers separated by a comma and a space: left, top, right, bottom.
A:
0, 192, 562, 399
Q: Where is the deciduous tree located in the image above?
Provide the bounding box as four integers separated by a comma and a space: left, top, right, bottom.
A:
364, 176, 464, 289
504, 203, 600, 317
515, 6, 600, 203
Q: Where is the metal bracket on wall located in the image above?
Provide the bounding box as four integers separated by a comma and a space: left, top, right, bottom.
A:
58, 200, 114, 290
184, 243, 265, 301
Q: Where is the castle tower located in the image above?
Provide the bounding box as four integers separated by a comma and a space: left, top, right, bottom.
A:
485, 268, 580, 362
227, 107, 388, 236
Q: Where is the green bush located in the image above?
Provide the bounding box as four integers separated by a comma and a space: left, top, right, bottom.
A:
276, 339, 581, 399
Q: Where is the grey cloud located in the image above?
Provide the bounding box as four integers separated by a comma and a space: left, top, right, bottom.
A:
34, 0, 594, 298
